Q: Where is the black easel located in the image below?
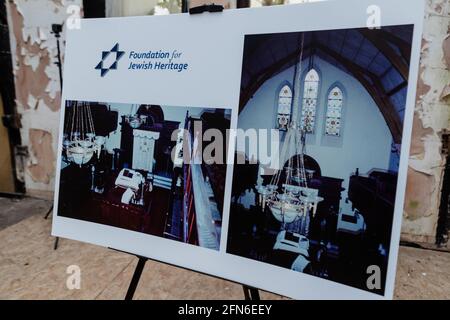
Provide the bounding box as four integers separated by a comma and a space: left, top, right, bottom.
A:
188, 3, 225, 14
122, 4, 260, 300
243, 285, 261, 300
44, 23, 64, 251
124, 256, 260, 301
125, 256, 147, 300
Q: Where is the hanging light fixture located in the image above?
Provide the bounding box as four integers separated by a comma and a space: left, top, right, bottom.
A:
124, 104, 147, 129
256, 34, 323, 236
63, 101, 105, 167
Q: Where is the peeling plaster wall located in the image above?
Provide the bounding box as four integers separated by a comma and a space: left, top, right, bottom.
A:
6, 0, 82, 199
402, 0, 450, 243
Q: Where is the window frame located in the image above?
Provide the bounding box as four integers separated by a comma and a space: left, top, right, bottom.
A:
325, 85, 344, 137
275, 81, 293, 131
300, 67, 321, 135
321, 82, 347, 148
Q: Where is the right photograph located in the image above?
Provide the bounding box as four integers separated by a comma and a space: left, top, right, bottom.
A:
227, 25, 414, 295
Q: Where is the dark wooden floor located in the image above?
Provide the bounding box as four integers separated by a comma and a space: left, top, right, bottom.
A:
58, 185, 171, 238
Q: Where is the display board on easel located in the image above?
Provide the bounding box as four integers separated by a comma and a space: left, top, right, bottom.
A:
52, 0, 425, 300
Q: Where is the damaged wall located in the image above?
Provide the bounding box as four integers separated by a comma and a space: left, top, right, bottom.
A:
402, 0, 450, 243
6, 0, 82, 199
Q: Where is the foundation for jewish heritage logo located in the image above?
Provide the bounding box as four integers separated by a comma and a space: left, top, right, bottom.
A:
95, 43, 125, 77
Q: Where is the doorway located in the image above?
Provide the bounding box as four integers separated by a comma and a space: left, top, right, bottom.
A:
0, 0, 25, 195
0, 94, 15, 193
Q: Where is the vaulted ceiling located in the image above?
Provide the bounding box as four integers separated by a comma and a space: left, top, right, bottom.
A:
239, 25, 414, 143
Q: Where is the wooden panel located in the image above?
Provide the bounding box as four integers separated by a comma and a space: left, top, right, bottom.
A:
0, 94, 15, 193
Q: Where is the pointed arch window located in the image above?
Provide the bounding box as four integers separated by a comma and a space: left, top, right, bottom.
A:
325, 86, 343, 136
300, 69, 320, 133
276, 84, 292, 131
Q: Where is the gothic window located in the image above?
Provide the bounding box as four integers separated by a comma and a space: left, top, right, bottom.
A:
325, 86, 343, 136
276, 84, 292, 131
300, 69, 320, 133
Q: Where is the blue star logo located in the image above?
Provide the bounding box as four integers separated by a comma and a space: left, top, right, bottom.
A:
95, 43, 125, 77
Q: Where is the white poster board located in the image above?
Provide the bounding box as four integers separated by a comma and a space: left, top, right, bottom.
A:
53, 0, 424, 299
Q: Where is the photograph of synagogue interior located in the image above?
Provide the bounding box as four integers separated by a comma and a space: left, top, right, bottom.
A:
58, 101, 231, 251
227, 25, 413, 293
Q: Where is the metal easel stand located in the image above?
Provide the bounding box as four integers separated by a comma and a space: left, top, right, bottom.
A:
125, 256, 147, 300
124, 256, 260, 300
242, 285, 261, 300
44, 23, 64, 251
43, 205, 59, 250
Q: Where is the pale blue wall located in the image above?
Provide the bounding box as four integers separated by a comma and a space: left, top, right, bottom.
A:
238, 57, 395, 213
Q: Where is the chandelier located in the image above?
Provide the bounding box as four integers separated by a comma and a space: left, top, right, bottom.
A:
255, 34, 323, 236
124, 104, 147, 129
255, 126, 323, 235
63, 101, 105, 167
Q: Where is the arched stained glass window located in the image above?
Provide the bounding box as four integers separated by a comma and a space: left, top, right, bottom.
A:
325, 86, 343, 136
277, 84, 292, 131
300, 69, 320, 133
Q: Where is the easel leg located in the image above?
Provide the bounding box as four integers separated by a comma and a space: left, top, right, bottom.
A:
243, 285, 260, 300
44, 205, 53, 219
44, 205, 59, 250
125, 256, 147, 300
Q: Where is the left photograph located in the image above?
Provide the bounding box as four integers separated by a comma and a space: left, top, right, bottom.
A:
56, 100, 231, 251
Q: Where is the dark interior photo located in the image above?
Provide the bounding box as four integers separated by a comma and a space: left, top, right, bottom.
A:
227, 25, 414, 294
57, 101, 231, 251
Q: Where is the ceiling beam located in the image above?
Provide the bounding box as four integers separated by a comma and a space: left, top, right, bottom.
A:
359, 28, 409, 80
377, 29, 411, 63
387, 81, 408, 96
364, 76, 403, 144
